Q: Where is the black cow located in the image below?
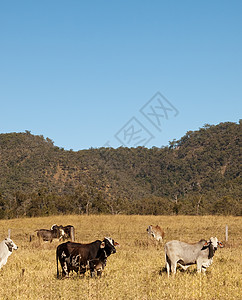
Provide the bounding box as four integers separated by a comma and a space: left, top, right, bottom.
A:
51, 224, 75, 241
56, 237, 119, 278
36, 227, 65, 243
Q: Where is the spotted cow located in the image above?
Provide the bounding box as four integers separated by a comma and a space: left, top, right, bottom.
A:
56, 237, 119, 278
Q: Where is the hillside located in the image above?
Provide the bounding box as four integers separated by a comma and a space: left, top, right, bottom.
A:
0, 121, 241, 218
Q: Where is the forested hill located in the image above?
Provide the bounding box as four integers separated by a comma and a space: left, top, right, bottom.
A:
0, 121, 241, 218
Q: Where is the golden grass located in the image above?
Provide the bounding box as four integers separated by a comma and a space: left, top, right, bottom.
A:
0, 215, 241, 300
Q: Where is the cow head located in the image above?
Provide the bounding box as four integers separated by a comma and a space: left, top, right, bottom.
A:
51, 224, 65, 239
203, 237, 223, 259
4, 238, 18, 252
147, 225, 155, 237
51, 224, 58, 230
59, 228, 65, 238
147, 225, 152, 233
101, 237, 119, 256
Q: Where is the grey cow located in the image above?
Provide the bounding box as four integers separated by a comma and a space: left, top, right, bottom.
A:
164, 237, 223, 276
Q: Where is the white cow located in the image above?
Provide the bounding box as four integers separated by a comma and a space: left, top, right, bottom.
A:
164, 237, 223, 276
0, 237, 18, 269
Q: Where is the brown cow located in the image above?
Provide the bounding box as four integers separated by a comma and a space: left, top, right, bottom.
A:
147, 225, 165, 242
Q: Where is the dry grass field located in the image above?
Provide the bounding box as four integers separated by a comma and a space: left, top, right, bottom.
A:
0, 215, 241, 300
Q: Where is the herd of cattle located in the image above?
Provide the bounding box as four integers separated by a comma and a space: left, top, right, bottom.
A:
31, 224, 75, 243
0, 224, 224, 278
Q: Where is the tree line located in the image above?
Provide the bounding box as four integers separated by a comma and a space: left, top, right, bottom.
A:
0, 121, 241, 218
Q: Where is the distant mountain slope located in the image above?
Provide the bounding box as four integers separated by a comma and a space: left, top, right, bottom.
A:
0, 121, 241, 218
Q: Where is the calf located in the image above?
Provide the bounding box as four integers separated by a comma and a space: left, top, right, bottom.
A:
164, 237, 223, 276
0, 237, 18, 269
56, 237, 119, 278
87, 249, 108, 277
147, 225, 165, 242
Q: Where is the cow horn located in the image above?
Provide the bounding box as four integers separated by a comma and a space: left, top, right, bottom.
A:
8, 229, 11, 238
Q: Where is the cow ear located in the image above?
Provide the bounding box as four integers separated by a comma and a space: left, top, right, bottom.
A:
100, 242, 105, 248
218, 241, 224, 248
201, 241, 209, 250
114, 241, 119, 246
5, 241, 13, 252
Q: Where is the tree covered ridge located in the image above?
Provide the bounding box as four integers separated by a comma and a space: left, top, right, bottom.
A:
0, 121, 241, 218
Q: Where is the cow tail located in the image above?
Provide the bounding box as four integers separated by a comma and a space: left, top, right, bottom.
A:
56, 247, 59, 279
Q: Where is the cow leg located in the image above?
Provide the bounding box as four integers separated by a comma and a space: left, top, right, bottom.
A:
0, 258, 3, 269
178, 263, 191, 271
197, 257, 210, 273
90, 271, 95, 277
60, 260, 70, 278
63, 262, 69, 277
90, 267, 95, 278
196, 261, 202, 273
88, 261, 96, 278
166, 261, 170, 276
165, 254, 171, 277
166, 254, 177, 275
97, 263, 105, 277
170, 261, 177, 275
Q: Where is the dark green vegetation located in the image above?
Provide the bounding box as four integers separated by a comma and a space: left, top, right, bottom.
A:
0, 121, 241, 218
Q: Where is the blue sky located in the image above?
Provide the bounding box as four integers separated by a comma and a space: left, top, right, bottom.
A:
0, 1, 241, 150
